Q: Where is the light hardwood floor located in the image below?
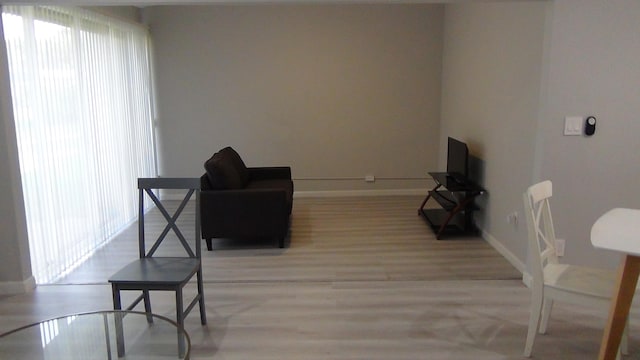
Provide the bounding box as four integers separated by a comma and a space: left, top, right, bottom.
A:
1, 196, 638, 359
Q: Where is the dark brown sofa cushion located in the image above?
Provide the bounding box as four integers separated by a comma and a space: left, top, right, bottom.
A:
218, 146, 249, 185
204, 148, 247, 189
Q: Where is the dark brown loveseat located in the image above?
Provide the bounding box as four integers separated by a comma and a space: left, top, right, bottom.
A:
200, 147, 293, 250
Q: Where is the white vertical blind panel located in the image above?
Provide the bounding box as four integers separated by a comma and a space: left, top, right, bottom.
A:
2, 6, 156, 284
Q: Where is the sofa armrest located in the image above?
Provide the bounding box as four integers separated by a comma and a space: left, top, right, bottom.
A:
248, 166, 291, 181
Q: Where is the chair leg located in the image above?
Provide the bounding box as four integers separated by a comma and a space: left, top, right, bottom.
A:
111, 285, 125, 357
143, 290, 153, 323
111, 285, 122, 311
176, 288, 185, 358
206, 238, 212, 251
539, 298, 553, 334
524, 287, 544, 357
197, 268, 207, 325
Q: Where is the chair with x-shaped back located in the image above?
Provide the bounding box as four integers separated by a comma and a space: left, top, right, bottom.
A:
109, 177, 206, 356
523, 180, 628, 358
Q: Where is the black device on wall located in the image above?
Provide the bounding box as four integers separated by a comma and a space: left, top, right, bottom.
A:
446, 137, 469, 182
585, 116, 596, 136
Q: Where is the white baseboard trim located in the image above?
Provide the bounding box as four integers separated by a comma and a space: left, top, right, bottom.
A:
481, 228, 526, 276
293, 189, 428, 198
160, 189, 429, 201
481, 229, 532, 288
0, 276, 36, 295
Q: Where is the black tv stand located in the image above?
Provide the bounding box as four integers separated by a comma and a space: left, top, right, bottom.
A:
418, 172, 485, 239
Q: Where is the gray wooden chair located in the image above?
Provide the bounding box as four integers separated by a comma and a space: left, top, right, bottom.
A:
108, 177, 206, 357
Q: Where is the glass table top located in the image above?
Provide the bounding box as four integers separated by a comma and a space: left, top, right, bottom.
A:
0, 310, 190, 359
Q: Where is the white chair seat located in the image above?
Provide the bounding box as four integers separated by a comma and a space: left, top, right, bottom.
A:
544, 263, 617, 298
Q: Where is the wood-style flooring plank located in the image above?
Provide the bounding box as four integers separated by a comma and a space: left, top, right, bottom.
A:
56, 196, 521, 284
2, 196, 638, 359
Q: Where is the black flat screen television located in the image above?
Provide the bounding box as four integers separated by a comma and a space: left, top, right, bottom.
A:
446, 137, 469, 182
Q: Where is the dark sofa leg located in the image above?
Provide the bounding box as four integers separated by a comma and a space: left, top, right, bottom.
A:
278, 236, 285, 248
206, 238, 212, 251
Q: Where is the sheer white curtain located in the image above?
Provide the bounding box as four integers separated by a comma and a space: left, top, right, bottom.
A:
2, 6, 156, 284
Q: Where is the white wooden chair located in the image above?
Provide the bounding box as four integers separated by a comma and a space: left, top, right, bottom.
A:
523, 180, 628, 358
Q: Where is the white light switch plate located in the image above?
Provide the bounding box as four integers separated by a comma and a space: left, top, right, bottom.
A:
564, 116, 583, 136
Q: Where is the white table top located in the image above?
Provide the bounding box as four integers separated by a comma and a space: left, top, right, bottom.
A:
591, 208, 640, 256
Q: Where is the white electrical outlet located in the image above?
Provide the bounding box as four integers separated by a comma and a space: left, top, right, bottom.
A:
507, 211, 519, 226
555, 238, 565, 257
365, 175, 375, 183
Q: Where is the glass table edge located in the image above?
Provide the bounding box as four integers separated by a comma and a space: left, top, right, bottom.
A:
0, 309, 191, 359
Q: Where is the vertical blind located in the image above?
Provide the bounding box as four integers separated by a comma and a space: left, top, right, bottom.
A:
2, 6, 156, 284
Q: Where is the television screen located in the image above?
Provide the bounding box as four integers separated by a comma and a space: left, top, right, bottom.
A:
446, 137, 468, 181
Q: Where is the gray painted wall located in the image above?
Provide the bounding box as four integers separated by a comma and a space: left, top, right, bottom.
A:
441, 0, 640, 271
537, 0, 640, 268
143, 4, 444, 192
440, 2, 546, 270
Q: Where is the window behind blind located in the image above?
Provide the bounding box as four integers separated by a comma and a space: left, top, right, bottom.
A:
2, 5, 157, 284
